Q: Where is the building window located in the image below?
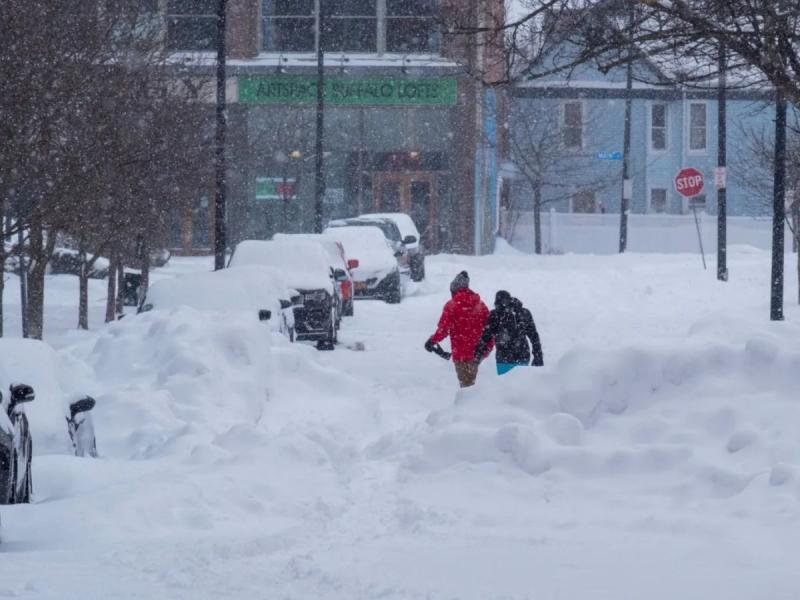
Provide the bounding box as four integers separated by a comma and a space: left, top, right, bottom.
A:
166, 0, 218, 51
572, 189, 596, 213
321, 0, 377, 52
563, 102, 583, 150
650, 188, 667, 213
651, 103, 667, 151
689, 102, 707, 152
263, 0, 316, 52
262, 0, 440, 54
386, 0, 440, 53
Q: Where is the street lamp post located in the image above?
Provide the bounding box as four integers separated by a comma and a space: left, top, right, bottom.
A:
313, 3, 326, 233
213, 0, 228, 270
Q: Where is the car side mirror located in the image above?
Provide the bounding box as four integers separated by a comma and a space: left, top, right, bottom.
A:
279, 299, 292, 310
333, 268, 348, 282
10, 383, 35, 406
69, 396, 96, 419
403, 235, 417, 245
347, 259, 359, 270
258, 309, 272, 321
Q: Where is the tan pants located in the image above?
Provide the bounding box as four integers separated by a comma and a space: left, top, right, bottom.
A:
454, 360, 479, 388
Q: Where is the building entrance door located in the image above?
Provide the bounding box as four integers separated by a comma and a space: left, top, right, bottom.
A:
373, 172, 436, 248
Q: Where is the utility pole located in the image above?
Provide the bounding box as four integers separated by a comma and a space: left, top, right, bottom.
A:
213, 0, 228, 270
770, 90, 787, 321
716, 41, 728, 281
313, 2, 326, 233
618, 1, 634, 253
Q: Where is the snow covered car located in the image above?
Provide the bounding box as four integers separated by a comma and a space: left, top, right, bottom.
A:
229, 240, 339, 350
359, 212, 425, 281
273, 233, 358, 317
141, 265, 298, 341
327, 217, 411, 275
324, 225, 402, 304
0, 384, 35, 505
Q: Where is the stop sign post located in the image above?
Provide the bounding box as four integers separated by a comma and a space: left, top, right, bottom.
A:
674, 167, 707, 270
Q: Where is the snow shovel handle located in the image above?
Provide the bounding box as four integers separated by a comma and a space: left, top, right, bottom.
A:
431, 344, 451, 361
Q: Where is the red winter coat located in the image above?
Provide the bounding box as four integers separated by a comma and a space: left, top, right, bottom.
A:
430, 288, 493, 362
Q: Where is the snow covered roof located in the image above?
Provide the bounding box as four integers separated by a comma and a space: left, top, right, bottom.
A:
229, 240, 334, 292
146, 265, 294, 315
358, 212, 421, 248
170, 52, 460, 71
323, 226, 397, 278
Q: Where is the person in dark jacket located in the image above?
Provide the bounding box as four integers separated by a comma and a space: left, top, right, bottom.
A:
425, 271, 493, 388
474, 290, 544, 375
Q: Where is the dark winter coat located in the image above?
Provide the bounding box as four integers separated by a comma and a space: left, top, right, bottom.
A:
475, 298, 544, 366
429, 288, 493, 362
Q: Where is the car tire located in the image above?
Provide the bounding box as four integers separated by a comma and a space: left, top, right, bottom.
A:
316, 309, 337, 351
411, 257, 425, 282
20, 440, 32, 504
385, 275, 402, 304
9, 451, 17, 504
343, 300, 354, 317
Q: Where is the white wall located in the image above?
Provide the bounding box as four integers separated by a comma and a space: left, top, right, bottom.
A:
503, 209, 794, 255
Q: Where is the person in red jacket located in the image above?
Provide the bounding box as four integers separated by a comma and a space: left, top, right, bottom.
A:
425, 271, 493, 387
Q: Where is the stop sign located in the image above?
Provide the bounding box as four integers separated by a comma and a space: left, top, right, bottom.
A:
674, 167, 705, 198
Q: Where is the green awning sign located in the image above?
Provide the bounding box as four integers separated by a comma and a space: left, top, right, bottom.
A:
239, 76, 457, 106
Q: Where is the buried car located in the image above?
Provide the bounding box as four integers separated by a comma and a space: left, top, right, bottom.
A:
327, 217, 410, 275
358, 212, 425, 281
323, 225, 402, 304
141, 265, 298, 341
0, 384, 35, 505
273, 233, 358, 317
229, 240, 340, 350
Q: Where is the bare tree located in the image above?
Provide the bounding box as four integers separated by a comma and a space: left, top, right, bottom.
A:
507, 100, 618, 252
1, 1, 212, 336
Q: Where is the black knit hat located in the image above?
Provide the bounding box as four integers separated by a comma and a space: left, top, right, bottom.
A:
450, 270, 470, 294
495, 290, 512, 308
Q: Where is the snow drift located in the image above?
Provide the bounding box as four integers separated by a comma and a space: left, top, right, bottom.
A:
371, 333, 800, 502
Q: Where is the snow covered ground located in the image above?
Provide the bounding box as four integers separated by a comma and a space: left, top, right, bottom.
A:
1, 247, 799, 599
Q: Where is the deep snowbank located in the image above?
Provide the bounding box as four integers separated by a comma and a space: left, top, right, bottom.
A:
371, 331, 800, 503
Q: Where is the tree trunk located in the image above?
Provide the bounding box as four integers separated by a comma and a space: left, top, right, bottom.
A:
139, 241, 151, 310
25, 221, 54, 340
533, 184, 543, 255
105, 252, 118, 323
78, 242, 89, 330
116, 260, 125, 318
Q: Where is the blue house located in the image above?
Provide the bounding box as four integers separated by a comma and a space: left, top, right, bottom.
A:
508, 50, 777, 218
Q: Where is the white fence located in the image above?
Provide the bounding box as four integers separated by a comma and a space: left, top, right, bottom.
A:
502, 209, 797, 255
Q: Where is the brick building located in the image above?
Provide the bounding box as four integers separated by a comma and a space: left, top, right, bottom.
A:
162, 0, 506, 255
